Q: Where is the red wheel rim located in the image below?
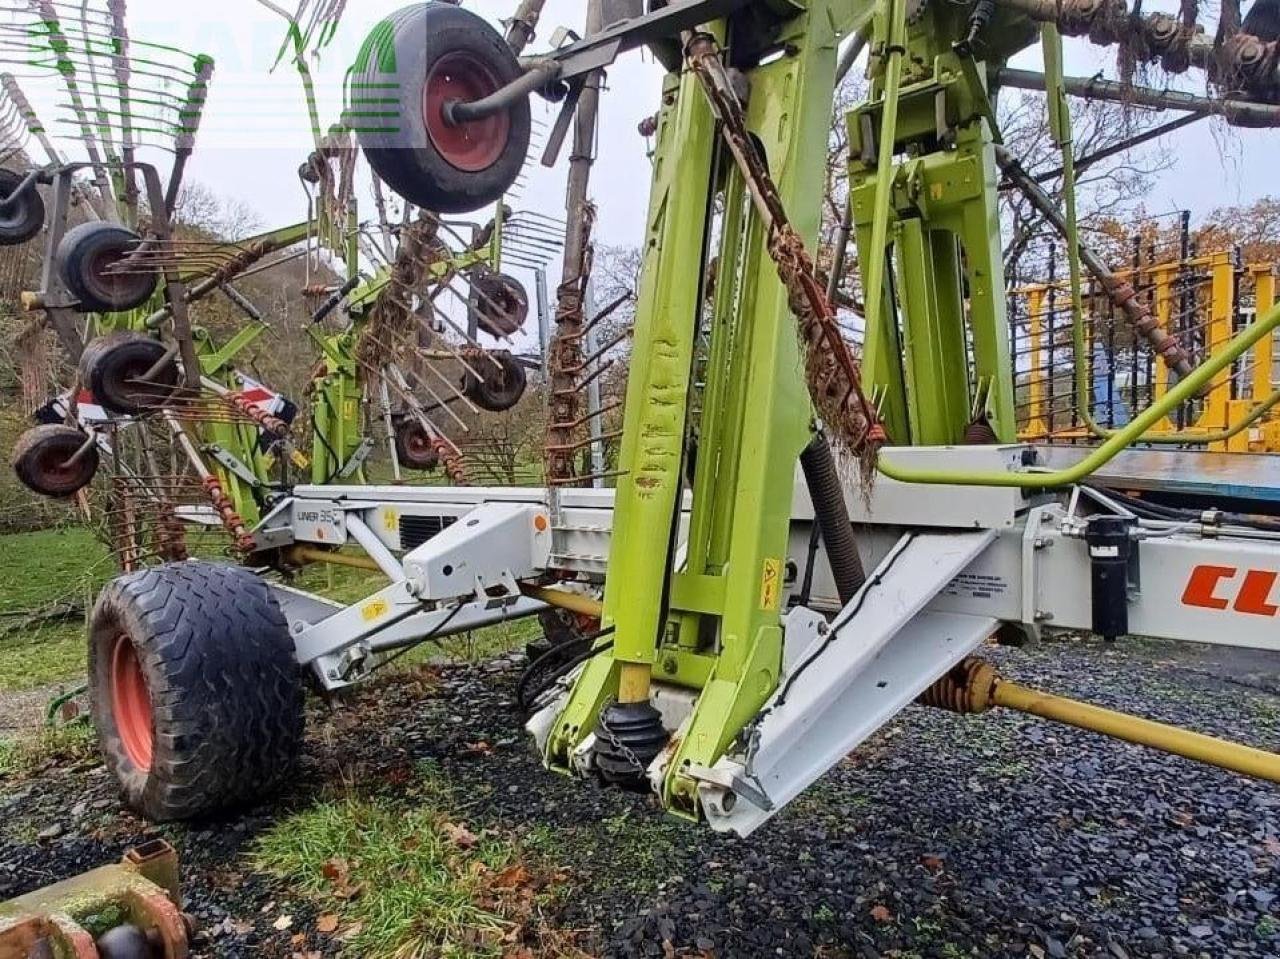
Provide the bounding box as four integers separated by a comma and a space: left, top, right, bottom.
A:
110, 634, 154, 771
31, 439, 92, 492
87, 244, 149, 304
422, 52, 510, 173
405, 426, 432, 459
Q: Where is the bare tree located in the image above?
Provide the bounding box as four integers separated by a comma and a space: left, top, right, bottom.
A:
171, 182, 263, 241
997, 91, 1174, 284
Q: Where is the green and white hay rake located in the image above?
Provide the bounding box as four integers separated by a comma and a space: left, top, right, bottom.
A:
13, 0, 1280, 839
6, 0, 554, 567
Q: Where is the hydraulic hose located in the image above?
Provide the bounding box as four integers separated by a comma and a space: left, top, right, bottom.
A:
1039, 27, 1280, 446
800, 433, 866, 603
877, 299, 1280, 487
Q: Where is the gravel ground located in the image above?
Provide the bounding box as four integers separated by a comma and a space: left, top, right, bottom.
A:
1, 634, 1278, 958
0, 683, 66, 733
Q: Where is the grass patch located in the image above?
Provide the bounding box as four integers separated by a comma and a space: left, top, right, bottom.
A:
0, 620, 86, 691
433, 616, 542, 665
0, 526, 114, 691
290, 559, 387, 607
0, 722, 98, 780
252, 785, 570, 958
0, 526, 544, 694
0, 526, 113, 612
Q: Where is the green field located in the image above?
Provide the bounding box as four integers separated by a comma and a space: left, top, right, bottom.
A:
0, 525, 540, 695
0, 526, 113, 691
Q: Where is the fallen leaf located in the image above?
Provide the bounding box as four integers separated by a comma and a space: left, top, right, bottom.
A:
333, 881, 365, 902
316, 914, 340, 935
337, 922, 364, 943
921, 855, 944, 872
273, 915, 293, 932
463, 741, 494, 756
663, 939, 677, 959
322, 859, 349, 884
870, 905, 894, 924
491, 864, 531, 890
443, 821, 479, 849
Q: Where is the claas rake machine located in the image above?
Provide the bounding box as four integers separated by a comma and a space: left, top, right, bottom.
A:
2, 0, 547, 551
14, 0, 1280, 841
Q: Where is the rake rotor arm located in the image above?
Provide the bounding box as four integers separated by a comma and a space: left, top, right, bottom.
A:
439, 0, 754, 129
165, 54, 215, 216
995, 66, 1280, 127
997, 0, 1280, 90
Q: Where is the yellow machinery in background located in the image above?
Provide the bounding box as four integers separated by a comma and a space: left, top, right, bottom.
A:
1014, 248, 1280, 452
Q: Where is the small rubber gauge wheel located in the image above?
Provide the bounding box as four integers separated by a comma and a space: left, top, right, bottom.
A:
462, 349, 527, 412
473, 270, 529, 338
78, 331, 179, 416
0, 168, 45, 246
11, 424, 98, 497
394, 418, 442, 471
57, 221, 158, 313
352, 3, 532, 213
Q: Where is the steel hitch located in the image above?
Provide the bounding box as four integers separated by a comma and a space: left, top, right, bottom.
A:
0, 839, 193, 958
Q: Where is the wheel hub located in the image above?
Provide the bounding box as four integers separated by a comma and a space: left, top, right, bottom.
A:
33, 443, 90, 490
88, 246, 149, 300
423, 51, 510, 172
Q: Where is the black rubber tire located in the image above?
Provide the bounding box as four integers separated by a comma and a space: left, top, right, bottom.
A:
352, 3, 532, 213
474, 270, 529, 338
462, 350, 527, 412
11, 423, 98, 497
78, 331, 179, 415
89, 562, 304, 822
393, 418, 440, 471
57, 221, 158, 313
0, 168, 45, 246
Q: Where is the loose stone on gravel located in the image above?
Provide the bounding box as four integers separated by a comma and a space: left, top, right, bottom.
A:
0, 634, 1277, 957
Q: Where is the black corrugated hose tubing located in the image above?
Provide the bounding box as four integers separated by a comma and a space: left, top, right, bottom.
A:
800, 432, 866, 604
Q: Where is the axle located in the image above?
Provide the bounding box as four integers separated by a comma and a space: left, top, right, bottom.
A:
922, 659, 1280, 784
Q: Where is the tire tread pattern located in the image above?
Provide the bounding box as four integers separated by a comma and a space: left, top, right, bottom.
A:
89, 562, 304, 821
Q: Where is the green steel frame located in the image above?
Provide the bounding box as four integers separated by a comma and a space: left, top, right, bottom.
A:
852, 0, 1029, 445
541, 0, 1258, 821
546, 1, 865, 817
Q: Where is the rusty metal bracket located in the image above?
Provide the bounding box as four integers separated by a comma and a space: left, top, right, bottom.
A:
0, 839, 192, 958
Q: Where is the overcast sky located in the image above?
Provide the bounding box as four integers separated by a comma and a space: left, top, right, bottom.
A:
12, 1, 1278, 262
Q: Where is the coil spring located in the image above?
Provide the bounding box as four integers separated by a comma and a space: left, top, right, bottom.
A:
963, 417, 1000, 445
202, 475, 255, 553
432, 437, 467, 486
224, 391, 290, 438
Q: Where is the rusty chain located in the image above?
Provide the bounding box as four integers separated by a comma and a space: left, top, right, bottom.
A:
545, 203, 597, 485
685, 34, 882, 469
